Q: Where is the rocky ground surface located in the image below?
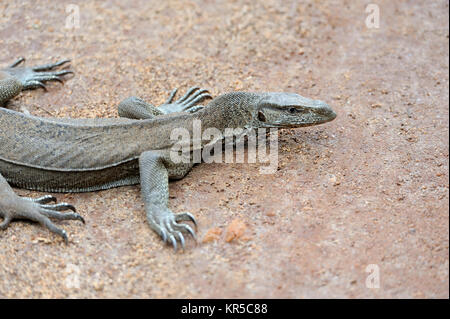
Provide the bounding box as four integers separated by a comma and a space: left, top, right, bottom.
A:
0, 0, 448, 298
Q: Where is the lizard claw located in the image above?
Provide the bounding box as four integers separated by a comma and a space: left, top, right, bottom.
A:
26, 195, 57, 204
148, 209, 197, 251
175, 212, 197, 229
4, 58, 73, 91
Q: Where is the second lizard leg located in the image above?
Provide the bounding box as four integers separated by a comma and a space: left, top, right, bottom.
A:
139, 151, 196, 251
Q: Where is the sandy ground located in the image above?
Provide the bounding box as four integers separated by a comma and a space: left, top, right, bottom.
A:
0, 0, 448, 298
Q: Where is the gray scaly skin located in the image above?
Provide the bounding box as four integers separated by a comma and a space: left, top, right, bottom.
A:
0, 58, 336, 250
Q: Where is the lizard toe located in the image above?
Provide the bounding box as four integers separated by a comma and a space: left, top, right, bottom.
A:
173, 221, 196, 241
175, 86, 200, 104
9, 57, 26, 68
32, 59, 71, 72
175, 212, 197, 228
0, 216, 12, 230
40, 202, 77, 212
181, 89, 211, 107
0, 192, 82, 243
152, 212, 196, 250
163, 88, 178, 104
168, 234, 178, 251
175, 231, 186, 249
23, 80, 47, 90
28, 195, 57, 204
5, 58, 73, 90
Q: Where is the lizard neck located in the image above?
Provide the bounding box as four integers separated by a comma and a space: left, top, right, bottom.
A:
195, 92, 260, 132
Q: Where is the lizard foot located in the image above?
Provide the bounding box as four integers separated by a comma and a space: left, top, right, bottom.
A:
4, 57, 73, 91
0, 194, 84, 243
148, 209, 197, 251
159, 86, 212, 114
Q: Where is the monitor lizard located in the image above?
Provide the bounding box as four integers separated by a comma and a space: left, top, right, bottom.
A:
0, 58, 336, 250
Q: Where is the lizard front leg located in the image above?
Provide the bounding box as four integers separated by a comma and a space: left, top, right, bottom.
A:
117, 87, 212, 120
0, 174, 84, 243
139, 151, 196, 251
158, 87, 212, 114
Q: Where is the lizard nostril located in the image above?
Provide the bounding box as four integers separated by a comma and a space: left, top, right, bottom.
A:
314, 101, 335, 118
329, 109, 337, 120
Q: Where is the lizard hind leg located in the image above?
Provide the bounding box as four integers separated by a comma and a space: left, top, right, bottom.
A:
0, 196, 84, 243
3, 57, 73, 91
0, 174, 83, 243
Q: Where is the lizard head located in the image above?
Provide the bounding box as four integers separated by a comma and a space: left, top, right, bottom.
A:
253, 92, 336, 128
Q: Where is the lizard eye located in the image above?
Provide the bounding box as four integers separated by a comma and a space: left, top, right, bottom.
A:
289, 107, 296, 114
258, 111, 266, 122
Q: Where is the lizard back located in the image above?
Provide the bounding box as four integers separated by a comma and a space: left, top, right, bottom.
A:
0, 108, 183, 171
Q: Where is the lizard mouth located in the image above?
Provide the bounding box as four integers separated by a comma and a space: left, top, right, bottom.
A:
260, 112, 337, 128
